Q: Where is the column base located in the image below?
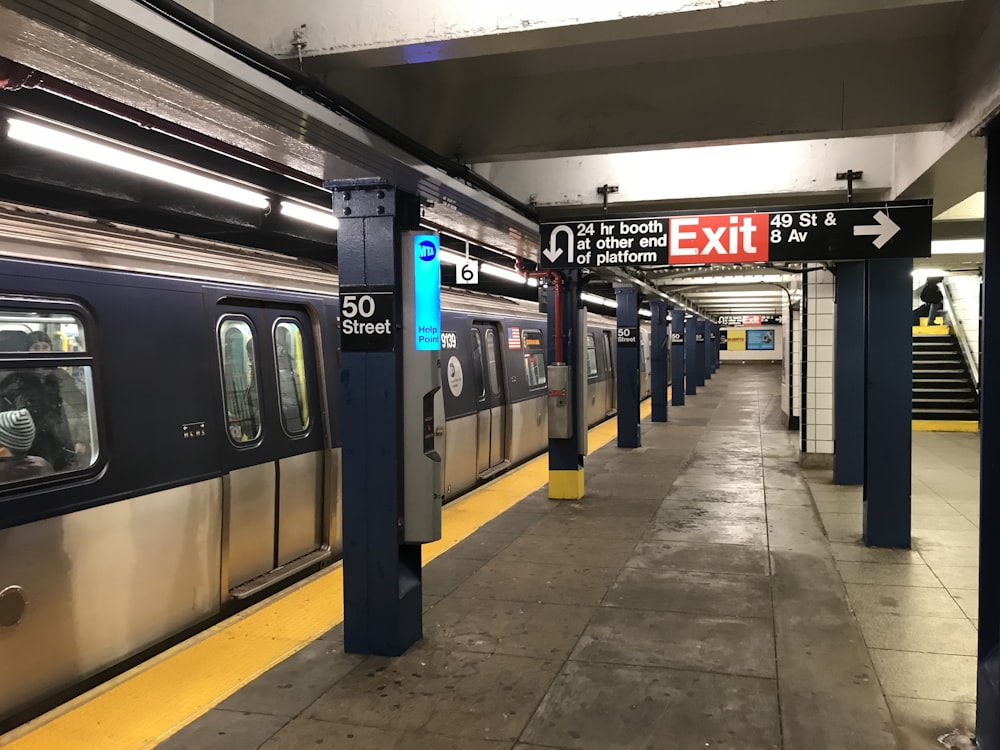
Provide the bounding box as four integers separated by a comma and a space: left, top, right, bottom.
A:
549, 468, 585, 500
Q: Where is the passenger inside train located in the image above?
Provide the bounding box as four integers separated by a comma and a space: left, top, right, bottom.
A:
0, 408, 53, 483
0, 314, 98, 476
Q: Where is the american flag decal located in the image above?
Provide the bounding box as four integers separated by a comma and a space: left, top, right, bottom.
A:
507, 327, 521, 349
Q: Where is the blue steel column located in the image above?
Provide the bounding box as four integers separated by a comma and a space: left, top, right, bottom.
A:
706, 324, 715, 377
334, 183, 422, 656
863, 257, 912, 548
672, 309, 686, 405
834, 262, 865, 485
616, 285, 641, 447
548, 271, 585, 499
715, 324, 722, 370
709, 324, 717, 373
977, 118, 1000, 749
650, 300, 668, 422
694, 320, 707, 387
685, 315, 697, 396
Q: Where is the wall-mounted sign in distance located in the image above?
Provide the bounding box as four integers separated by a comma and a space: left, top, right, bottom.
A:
539, 199, 932, 270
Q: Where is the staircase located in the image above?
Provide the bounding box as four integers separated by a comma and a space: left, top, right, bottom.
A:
912, 322, 979, 422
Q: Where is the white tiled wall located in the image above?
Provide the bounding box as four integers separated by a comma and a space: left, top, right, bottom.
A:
804, 270, 835, 455
945, 274, 981, 375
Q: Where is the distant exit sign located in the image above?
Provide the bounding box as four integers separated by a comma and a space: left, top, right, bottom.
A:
539, 200, 932, 269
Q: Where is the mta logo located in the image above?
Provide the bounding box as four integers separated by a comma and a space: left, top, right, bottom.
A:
418, 240, 437, 261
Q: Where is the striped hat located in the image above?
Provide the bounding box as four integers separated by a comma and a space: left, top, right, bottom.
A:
0, 409, 35, 455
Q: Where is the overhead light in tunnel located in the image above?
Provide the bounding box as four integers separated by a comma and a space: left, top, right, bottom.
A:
5, 117, 271, 210
479, 261, 539, 286
437, 249, 537, 286
280, 200, 339, 230
932, 239, 983, 255
638, 309, 652, 318
581, 292, 618, 309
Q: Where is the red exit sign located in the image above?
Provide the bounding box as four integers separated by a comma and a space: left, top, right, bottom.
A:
668, 214, 770, 264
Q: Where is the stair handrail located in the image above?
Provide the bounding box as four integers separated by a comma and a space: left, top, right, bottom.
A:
941, 280, 980, 391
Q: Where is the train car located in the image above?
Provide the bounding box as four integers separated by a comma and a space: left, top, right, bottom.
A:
438, 301, 619, 498
0, 203, 647, 729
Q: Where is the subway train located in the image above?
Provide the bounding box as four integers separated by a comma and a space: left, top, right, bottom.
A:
0, 202, 653, 728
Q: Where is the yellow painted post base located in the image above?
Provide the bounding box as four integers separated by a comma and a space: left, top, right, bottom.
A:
549, 468, 585, 500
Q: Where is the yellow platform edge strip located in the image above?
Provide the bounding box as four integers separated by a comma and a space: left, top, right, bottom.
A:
4, 399, 654, 750
913, 419, 979, 433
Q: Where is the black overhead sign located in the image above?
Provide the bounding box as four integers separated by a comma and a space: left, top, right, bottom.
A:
539, 200, 932, 269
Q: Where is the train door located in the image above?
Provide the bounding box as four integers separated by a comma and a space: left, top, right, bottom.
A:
216, 302, 324, 598
603, 330, 616, 415
471, 322, 508, 478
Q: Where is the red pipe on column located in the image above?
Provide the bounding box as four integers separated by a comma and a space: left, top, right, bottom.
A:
516, 259, 564, 363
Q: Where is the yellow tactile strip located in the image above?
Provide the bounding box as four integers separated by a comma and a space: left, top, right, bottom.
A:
2, 400, 652, 750
912, 419, 979, 433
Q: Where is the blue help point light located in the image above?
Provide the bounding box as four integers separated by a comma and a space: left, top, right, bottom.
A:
413, 234, 441, 351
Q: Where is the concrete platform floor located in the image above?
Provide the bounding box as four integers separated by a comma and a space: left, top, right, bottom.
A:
807, 431, 981, 750
160, 363, 956, 749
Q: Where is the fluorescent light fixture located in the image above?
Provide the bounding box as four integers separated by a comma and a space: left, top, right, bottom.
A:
280, 200, 338, 230
932, 239, 984, 255
638, 309, 652, 318
580, 293, 619, 309
437, 250, 538, 286
479, 263, 527, 284
6, 117, 271, 209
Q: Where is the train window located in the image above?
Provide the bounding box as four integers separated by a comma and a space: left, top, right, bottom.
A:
471, 329, 485, 400
586, 334, 599, 377
639, 336, 647, 372
522, 329, 546, 388
219, 317, 262, 445
273, 319, 310, 436
0, 307, 99, 483
484, 328, 502, 396
602, 335, 612, 371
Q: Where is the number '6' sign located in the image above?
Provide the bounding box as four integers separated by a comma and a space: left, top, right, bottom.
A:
457, 261, 479, 285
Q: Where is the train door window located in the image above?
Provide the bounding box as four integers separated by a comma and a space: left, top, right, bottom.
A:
219, 316, 262, 445
471, 328, 486, 400
586, 333, 599, 377
273, 319, 310, 436
0, 306, 99, 482
484, 328, 502, 396
521, 329, 546, 388
639, 336, 647, 372
602, 332, 613, 373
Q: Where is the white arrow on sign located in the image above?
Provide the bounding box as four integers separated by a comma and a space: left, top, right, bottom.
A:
853, 210, 901, 249
543, 224, 574, 264
542, 245, 564, 263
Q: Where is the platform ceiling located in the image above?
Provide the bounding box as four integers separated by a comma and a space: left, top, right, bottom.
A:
173, 0, 998, 311
1, 0, 997, 316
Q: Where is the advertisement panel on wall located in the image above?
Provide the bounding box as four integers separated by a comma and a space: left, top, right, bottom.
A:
746, 329, 775, 350
726, 329, 746, 351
